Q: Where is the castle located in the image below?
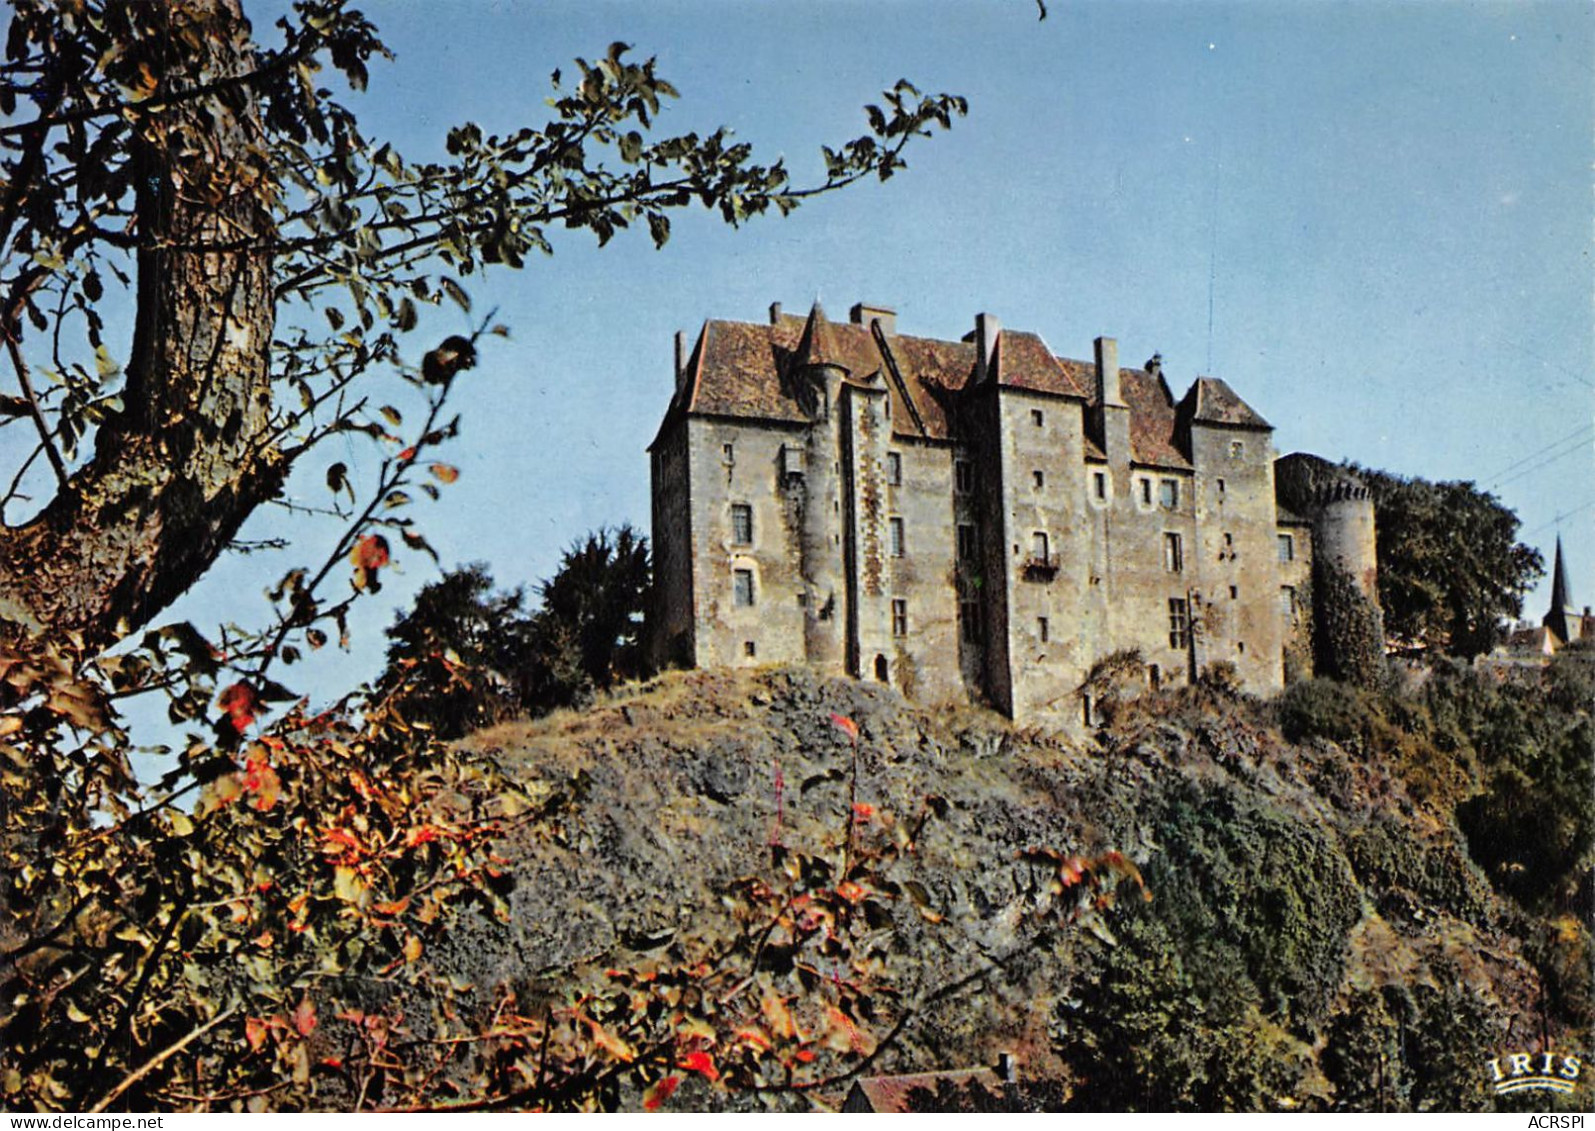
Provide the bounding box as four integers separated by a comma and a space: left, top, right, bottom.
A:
648, 302, 1378, 721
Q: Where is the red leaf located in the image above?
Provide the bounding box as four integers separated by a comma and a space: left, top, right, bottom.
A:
829, 712, 859, 741
351, 534, 391, 572
851, 802, 874, 823
241, 758, 281, 812
679, 1050, 718, 1082
244, 1016, 268, 1052
217, 682, 262, 732
292, 996, 317, 1037
642, 1075, 680, 1111
429, 462, 460, 484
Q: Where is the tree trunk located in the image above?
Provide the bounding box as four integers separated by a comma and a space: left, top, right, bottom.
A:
0, 0, 282, 653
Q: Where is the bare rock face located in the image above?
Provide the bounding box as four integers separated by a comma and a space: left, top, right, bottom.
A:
432, 666, 1563, 1111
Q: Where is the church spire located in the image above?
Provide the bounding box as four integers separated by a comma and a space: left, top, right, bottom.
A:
1543, 536, 1578, 644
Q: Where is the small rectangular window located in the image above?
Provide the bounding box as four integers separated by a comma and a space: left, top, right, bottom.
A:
1168, 597, 1190, 650
722, 442, 735, 464
733, 569, 755, 608
960, 600, 981, 643
1032, 531, 1050, 561
1163, 532, 1183, 573
1033, 469, 1045, 490
891, 598, 908, 637
887, 451, 902, 486
889, 517, 905, 558
1216, 477, 1226, 498
1038, 616, 1050, 643
1229, 584, 1239, 599
955, 459, 974, 493
1229, 440, 1245, 459
1031, 409, 1044, 427
1140, 478, 1153, 506
730, 503, 753, 545
1093, 471, 1107, 500
1159, 479, 1180, 510
1281, 585, 1297, 620
744, 640, 757, 658
1278, 533, 1295, 563
957, 523, 977, 561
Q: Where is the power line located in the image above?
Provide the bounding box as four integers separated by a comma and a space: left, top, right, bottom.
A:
1478, 421, 1594, 485
1524, 499, 1595, 539
1489, 432, 1594, 491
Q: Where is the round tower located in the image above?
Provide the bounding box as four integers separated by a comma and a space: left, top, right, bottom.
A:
1275, 454, 1385, 685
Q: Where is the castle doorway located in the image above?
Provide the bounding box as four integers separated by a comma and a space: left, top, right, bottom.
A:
874, 654, 889, 683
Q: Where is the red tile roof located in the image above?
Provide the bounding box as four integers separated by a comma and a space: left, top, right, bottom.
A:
1183, 376, 1272, 429
663, 308, 1269, 470
1117, 367, 1192, 470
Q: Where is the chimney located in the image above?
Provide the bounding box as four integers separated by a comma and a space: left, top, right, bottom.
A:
1095, 336, 1124, 406
975, 312, 1001, 383
1145, 352, 1163, 378
768, 301, 783, 325
849, 302, 897, 336
674, 330, 687, 394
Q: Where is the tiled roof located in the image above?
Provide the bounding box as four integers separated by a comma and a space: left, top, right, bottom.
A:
1118, 368, 1192, 470
1184, 376, 1272, 429
992, 330, 1091, 398
667, 308, 1267, 469
847, 1067, 1004, 1112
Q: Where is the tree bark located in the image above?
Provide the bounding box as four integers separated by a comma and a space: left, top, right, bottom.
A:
0, 0, 283, 653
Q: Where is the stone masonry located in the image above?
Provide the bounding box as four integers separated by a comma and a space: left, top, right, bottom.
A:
648, 302, 1376, 722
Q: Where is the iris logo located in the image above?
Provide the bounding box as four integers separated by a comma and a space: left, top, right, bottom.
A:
1486, 1051, 1581, 1096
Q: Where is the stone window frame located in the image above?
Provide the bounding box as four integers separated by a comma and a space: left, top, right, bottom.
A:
1135, 475, 1154, 511
1031, 408, 1045, 428
1168, 597, 1190, 650
1031, 530, 1050, 562
743, 640, 757, 658
889, 516, 906, 558
955, 459, 974, 494
1090, 469, 1109, 506
1229, 439, 1246, 459
1278, 533, 1295, 563
891, 598, 909, 637
1038, 615, 1050, 643
1158, 478, 1180, 511
730, 503, 753, 546
1281, 585, 1297, 621
733, 568, 756, 608
1032, 469, 1045, 490
1163, 531, 1183, 573
886, 450, 903, 486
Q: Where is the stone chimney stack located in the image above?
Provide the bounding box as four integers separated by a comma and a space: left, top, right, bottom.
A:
1094, 336, 1124, 406
975, 312, 1001, 384
769, 301, 783, 325
1093, 335, 1131, 466
849, 302, 897, 336
674, 330, 687, 394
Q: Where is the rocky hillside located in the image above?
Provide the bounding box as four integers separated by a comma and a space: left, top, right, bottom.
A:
436, 662, 1590, 1112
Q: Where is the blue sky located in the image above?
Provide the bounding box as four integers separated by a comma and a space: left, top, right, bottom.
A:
102, 0, 1593, 751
